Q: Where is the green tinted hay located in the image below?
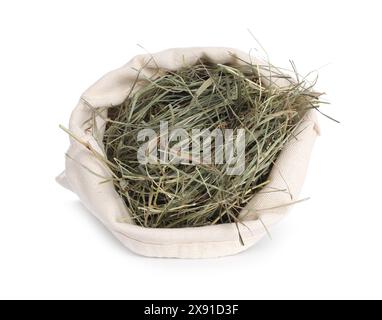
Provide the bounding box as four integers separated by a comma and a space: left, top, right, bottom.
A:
98, 61, 321, 228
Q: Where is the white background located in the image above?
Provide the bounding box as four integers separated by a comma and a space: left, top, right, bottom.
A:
0, 0, 381, 300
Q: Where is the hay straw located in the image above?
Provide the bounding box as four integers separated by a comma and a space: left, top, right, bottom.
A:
94, 61, 322, 228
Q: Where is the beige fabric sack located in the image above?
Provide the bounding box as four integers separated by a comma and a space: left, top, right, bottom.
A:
57, 47, 320, 259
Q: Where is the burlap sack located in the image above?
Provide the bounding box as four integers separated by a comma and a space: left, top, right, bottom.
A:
57, 47, 320, 258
